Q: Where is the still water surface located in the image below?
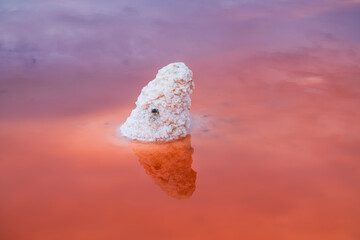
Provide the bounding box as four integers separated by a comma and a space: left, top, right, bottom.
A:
1, 0, 360, 239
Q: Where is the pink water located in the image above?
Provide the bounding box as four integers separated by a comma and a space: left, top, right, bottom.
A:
1, 1, 360, 239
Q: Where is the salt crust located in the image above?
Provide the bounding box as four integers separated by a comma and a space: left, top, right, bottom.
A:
120, 62, 194, 141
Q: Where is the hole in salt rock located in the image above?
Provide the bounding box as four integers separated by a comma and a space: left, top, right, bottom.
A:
151, 108, 159, 114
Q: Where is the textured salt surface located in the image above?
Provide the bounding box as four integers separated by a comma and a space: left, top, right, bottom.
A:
120, 62, 194, 141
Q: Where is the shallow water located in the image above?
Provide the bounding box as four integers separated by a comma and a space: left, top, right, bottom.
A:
1, 0, 360, 239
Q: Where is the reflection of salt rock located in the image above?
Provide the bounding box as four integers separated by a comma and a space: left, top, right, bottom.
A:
120, 62, 194, 141
129, 135, 196, 199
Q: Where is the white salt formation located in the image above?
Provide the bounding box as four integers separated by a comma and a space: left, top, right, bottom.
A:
120, 62, 194, 141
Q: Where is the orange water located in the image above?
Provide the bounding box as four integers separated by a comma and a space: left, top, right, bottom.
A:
1, 1, 360, 239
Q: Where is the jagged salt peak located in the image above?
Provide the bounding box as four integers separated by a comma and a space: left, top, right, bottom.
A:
120, 62, 194, 141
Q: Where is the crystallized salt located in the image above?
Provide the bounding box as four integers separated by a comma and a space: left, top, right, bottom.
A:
120, 62, 194, 141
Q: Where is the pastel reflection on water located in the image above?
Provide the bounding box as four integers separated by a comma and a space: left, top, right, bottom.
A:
129, 135, 196, 199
